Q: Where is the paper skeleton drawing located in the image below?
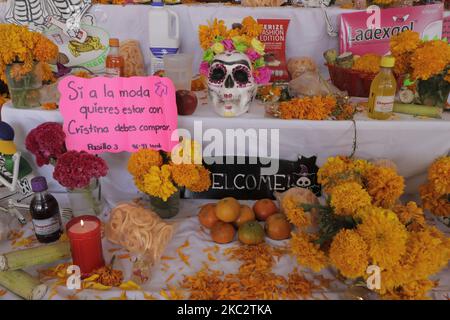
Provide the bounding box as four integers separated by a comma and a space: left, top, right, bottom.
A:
5, 0, 92, 35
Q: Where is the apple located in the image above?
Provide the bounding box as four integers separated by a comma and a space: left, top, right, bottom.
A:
176, 90, 198, 115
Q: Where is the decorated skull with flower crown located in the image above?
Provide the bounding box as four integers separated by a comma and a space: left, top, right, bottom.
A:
199, 17, 271, 117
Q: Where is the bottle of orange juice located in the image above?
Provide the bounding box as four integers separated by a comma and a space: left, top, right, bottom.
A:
368, 56, 396, 120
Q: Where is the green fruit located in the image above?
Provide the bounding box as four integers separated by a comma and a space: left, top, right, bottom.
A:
238, 221, 265, 245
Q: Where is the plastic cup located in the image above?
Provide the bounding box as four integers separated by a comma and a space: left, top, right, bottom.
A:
163, 53, 194, 91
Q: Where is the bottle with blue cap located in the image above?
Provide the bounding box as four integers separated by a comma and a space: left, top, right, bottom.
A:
30, 176, 62, 243
148, 0, 180, 75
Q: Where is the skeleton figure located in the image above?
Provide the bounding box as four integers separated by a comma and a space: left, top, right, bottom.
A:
46, 0, 91, 21
208, 51, 257, 117
5, 0, 49, 29
6, 0, 91, 37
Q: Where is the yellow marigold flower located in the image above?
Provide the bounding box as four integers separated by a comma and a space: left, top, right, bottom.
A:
285, 205, 311, 229
317, 156, 365, 193
290, 232, 327, 272
185, 166, 211, 193
330, 182, 372, 216
356, 207, 408, 269
279, 96, 337, 121
0, 24, 58, 82
170, 164, 200, 187
419, 183, 450, 217
363, 166, 404, 209
329, 229, 368, 279
427, 156, 450, 195
211, 42, 225, 55
383, 279, 437, 300
241, 16, 263, 38
393, 201, 426, 231
127, 149, 163, 177
198, 19, 228, 50
352, 54, 381, 74
410, 40, 450, 81
400, 226, 450, 281
143, 165, 177, 201
389, 30, 421, 56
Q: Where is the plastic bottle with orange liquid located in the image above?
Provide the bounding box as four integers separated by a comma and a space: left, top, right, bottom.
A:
368, 56, 397, 120
105, 38, 124, 77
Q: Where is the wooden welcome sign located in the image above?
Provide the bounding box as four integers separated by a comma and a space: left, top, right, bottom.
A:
182, 155, 321, 200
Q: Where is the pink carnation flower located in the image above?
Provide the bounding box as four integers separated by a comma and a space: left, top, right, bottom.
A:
25, 122, 67, 167
246, 48, 260, 62
199, 61, 210, 77
253, 67, 272, 84
222, 39, 235, 52
53, 151, 108, 189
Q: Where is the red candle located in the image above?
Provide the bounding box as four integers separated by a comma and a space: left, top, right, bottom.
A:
67, 215, 105, 275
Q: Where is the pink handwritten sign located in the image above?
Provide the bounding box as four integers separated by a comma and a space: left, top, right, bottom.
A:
58, 76, 178, 154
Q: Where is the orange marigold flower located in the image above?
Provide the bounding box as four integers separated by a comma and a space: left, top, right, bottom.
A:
410, 40, 450, 80
330, 182, 372, 216
127, 149, 163, 177
393, 201, 426, 231
390, 30, 421, 56
427, 156, 450, 195
419, 183, 450, 217
291, 232, 327, 272
356, 207, 408, 269
352, 54, 381, 74
363, 166, 404, 209
329, 229, 368, 279
279, 95, 337, 120
42, 102, 58, 110
185, 166, 211, 193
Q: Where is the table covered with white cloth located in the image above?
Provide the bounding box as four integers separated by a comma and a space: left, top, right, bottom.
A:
2, 98, 450, 200
0, 194, 448, 300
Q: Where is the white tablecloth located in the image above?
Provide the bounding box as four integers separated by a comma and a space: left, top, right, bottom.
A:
2, 100, 450, 201
0, 3, 352, 75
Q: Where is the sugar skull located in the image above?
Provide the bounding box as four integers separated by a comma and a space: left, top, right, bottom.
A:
207, 51, 257, 117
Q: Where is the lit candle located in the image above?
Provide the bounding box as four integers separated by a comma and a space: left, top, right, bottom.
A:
67, 215, 104, 275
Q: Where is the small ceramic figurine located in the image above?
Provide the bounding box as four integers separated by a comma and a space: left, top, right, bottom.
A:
0, 121, 34, 196
208, 51, 257, 117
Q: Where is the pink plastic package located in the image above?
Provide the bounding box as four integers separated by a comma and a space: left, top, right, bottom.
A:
340, 4, 444, 56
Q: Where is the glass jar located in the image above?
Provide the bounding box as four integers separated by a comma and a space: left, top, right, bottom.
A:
67, 179, 104, 217
146, 190, 180, 219
5, 62, 42, 108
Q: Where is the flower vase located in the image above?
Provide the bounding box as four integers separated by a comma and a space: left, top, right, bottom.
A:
417, 76, 450, 107
67, 179, 103, 217
146, 190, 180, 219
5, 62, 42, 108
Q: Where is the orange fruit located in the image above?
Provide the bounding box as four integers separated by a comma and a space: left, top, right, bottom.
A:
198, 203, 219, 229
211, 222, 236, 244
238, 221, 265, 245
265, 214, 291, 240
253, 199, 278, 221
234, 205, 256, 228
216, 197, 241, 223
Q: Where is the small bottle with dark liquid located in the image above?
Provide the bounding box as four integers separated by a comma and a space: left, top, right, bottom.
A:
30, 176, 62, 243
